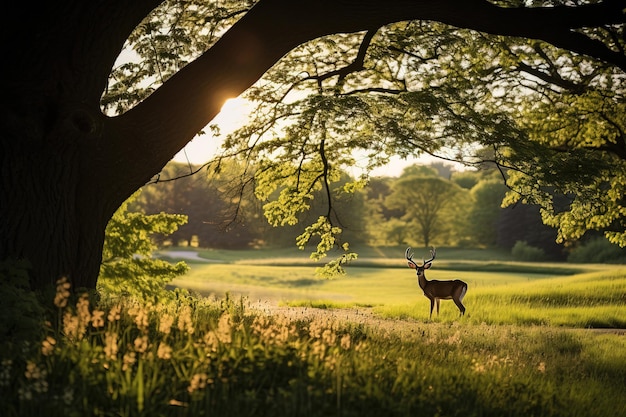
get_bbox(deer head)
[405,247,436,275]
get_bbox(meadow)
[1,246,625,416]
[171,246,626,328]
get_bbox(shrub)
[511,241,546,262]
[98,192,189,302]
[0,260,45,350]
[567,236,626,263]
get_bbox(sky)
[172,97,438,178]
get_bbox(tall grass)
[1,279,625,417]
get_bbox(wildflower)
[91,310,105,328]
[122,352,137,371]
[54,277,71,308]
[104,332,119,359]
[129,304,149,330]
[177,305,194,335]
[322,329,336,346]
[63,311,80,340]
[472,358,486,374]
[537,362,546,373]
[76,293,91,324]
[107,304,122,322]
[203,330,219,352]
[340,333,351,350]
[216,313,231,344]
[157,342,173,360]
[252,315,269,334]
[22,361,49,394]
[308,318,323,339]
[134,335,149,353]
[41,336,56,356]
[0,360,12,387]
[158,313,175,335]
[274,321,290,345]
[312,340,326,358]
[188,373,208,393]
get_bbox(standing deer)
[406,247,468,319]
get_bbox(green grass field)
[168,246,626,328]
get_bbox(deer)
[405,247,468,319]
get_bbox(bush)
[0,260,45,353]
[567,237,626,263]
[511,241,546,262]
[98,193,189,302]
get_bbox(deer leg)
[454,285,468,316]
[429,298,435,319]
[435,298,440,316]
[453,298,466,316]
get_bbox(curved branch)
[111,0,626,192]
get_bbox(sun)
[214,97,253,132]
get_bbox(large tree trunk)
[1,0,623,292]
[0,92,140,289]
[1,136,112,290]
[1,1,161,291]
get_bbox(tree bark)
[1,0,623,291]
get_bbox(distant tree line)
[131,159,598,261]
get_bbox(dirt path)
[248,301,422,335]
[247,301,626,336]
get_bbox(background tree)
[464,175,508,247]
[497,203,565,260]
[2,0,624,291]
[385,174,468,247]
[134,161,258,248]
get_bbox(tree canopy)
[206,3,626,265]
[1,0,624,290]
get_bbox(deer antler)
[405,247,418,268]
[424,247,436,265]
[407,247,436,267]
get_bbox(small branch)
[147,161,212,184]
[301,28,380,86]
[319,138,333,219]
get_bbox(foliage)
[497,202,565,260]
[98,1,626,269]
[567,236,626,264]
[492,41,626,246]
[0,260,45,350]
[133,161,565,261]
[200,9,624,259]
[1,276,624,416]
[102,0,256,115]
[98,194,189,301]
[511,241,547,262]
